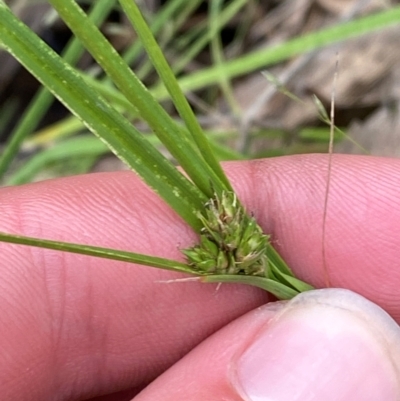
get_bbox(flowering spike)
[184,191,269,277]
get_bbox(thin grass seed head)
[183,191,269,276]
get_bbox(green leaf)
[0,231,192,274]
[6,136,110,185]
[0,2,204,230]
[155,6,400,97]
[119,0,232,194]
[266,244,296,277]
[209,0,240,116]
[171,0,248,76]
[0,0,118,179]
[46,0,227,199]
[202,274,300,300]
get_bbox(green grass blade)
[155,6,400,98]
[0,0,117,179]
[209,0,240,116]
[266,244,296,277]
[119,0,232,193]
[0,98,18,132]
[82,74,138,115]
[6,136,109,185]
[209,137,245,161]
[47,0,226,198]
[0,2,204,229]
[171,0,248,76]
[27,116,86,145]
[119,0,203,82]
[0,231,192,274]
[202,274,300,300]
[273,271,315,293]
[106,0,197,82]
[121,0,186,64]
[0,229,307,298]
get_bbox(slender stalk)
[0,228,312,300]
[125,0,202,80]
[171,0,248,76]
[0,232,192,274]
[46,0,227,198]
[209,0,241,116]
[121,0,189,65]
[119,0,232,193]
[202,274,299,300]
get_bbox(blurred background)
[1,0,400,184]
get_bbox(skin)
[1,154,400,400]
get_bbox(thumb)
[134,289,400,401]
[236,289,400,401]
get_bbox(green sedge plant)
[0,1,399,299]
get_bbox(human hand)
[1,154,400,400]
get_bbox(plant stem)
[46,0,228,198]
[0,232,192,274]
[119,0,232,194]
[0,2,204,229]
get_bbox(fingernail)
[234,289,400,401]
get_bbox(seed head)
[183,191,269,277]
